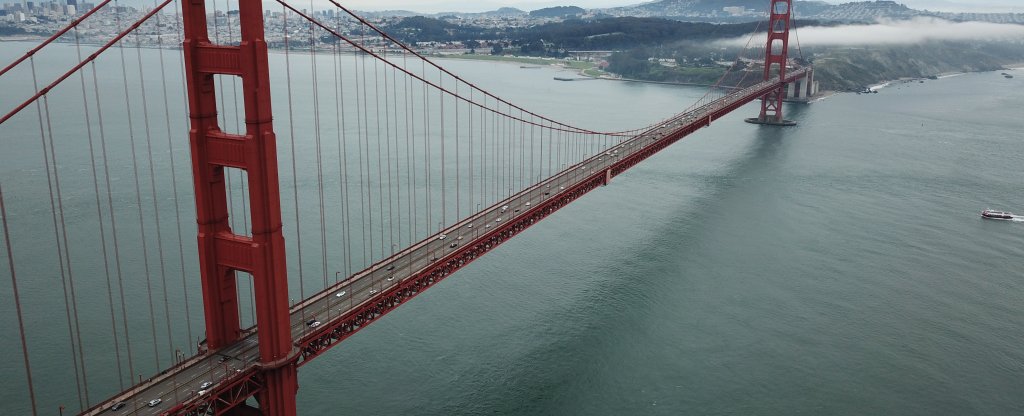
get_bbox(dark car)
[110,401,126,411]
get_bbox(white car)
[306,319,321,328]
[147,399,162,407]
[199,381,213,390]
[335,290,346,297]
[437,233,447,240]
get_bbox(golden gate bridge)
[0,0,813,414]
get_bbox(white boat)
[981,209,1013,220]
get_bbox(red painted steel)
[80,67,808,416]
[181,0,297,415]
[290,69,809,368]
[76,2,805,413]
[756,0,792,123]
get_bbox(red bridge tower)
[747,0,798,126]
[181,0,298,415]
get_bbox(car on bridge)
[147,398,162,407]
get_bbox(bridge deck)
[81,69,807,416]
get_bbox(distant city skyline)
[315,0,1024,14]
[2,0,1022,14]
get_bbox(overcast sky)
[325,0,1024,14]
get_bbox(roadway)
[81,71,803,415]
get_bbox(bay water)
[1,41,1022,415]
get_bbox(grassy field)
[434,53,601,72]
[434,54,559,66]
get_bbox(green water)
[295,70,1024,415]
[1,41,1023,415]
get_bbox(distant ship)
[981,209,1014,220]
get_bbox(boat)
[981,209,1014,220]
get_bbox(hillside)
[809,41,1024,90]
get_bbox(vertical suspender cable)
[519,110,525,191]
[31,56,86,411]
[373,52,385,258]
[360,30,375,265]
[529,115,535,186]
[91,56,136,387]
[507,104,513,196]
[477,95,481,210]
[389,52,400,250]
[353,33,369,268]
[117,15,162,370]
[500,101,504,200]
[381,45,395,254]
[421,59,431,235]
[333,15,353,281]
[492,101,497,203]
[45,52,92,412]
[468,89,473,216]
[75,26,125,390]
[172,0,195,352]
[283,8,307,305]
[547,120,552,179]
[454,81,460,220]
[1,183,39,416]
[135,22,176,363]
[438,72,445,227]
[308,10,328,290]
[403,50,414,245]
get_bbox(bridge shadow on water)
[471,108,811,415]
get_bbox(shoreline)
[5,38,1017,100]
